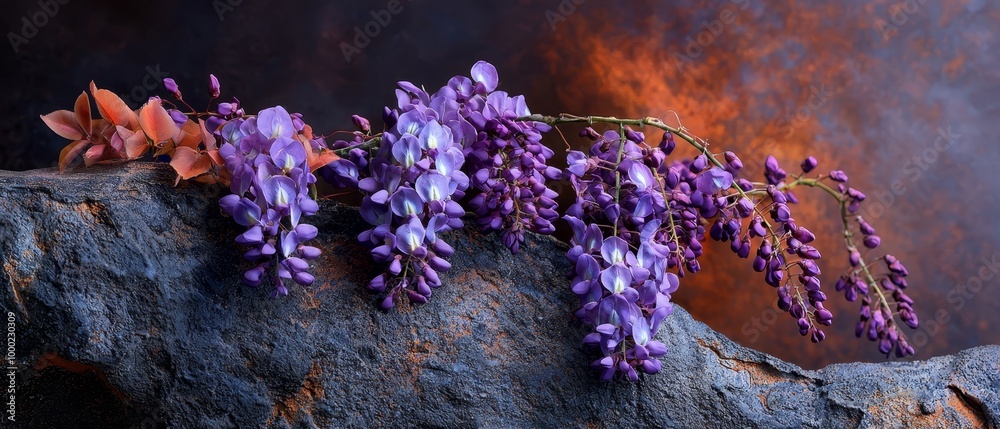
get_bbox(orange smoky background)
[1,0,997,369]
[534,0,999,368]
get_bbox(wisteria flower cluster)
[42,60,922,381]
[216,106,324,299]
[353,107,470,309]
[329,61,561,307]
[460,62,561,254]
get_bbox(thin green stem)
[333,136,382,158]
[612,126,627,237]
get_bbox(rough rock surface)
[0,163,997,429]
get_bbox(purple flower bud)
[793,227,816,244]
[293,272,315,286]
[625,128,644,144]
[888,261,909,276]
[797,245,821,260]
[209,74,221,98]
[733,198,752,218]
[724,151,743,170]
[380,294,396,310]
[168,109,188,126]
[800,259,821,276]
[218,102,235,116]
[369,275,387,292]
[243,266,266,287]
[294,224,319,241]
[236,225,264,245]
[352,114,371,133]
[383,107,398,129]
[863,235,881,249]
[736,178,753,191]
[164,78,181,99]
[285,257,309,272]
[690,155,709,172]
[797,317,810,333]
[849,249,861,267]
[660,132,676,154]
[829,170,849,182]
[772,204,791,222]
[801,156,817,173]
[580,127,600,140]
[858,217,875,235]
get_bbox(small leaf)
[58,140,90,172]
[170,146,212,181]
[118,126,149,159]
[84,144,108,167]
[41,110,84,140]
[90,82,136,128]
[198,119,217,150]
[138,98,180,144]
[110,129,125,152]
[308,147,340,172]
[206,149,224,166]
[74,91,92,136]
[173,119,201,149]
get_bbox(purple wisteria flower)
[218,106,323,298]
[352,75,476,309]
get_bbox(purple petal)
[415,171,452,202]
[257,106,294,139]
[389,187,425,218]
[262,176,298,208]
[470,61,499,92]
[269,136,307,170]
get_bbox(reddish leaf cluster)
[41,82,338,185]
[41,82,224,184]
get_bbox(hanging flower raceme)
[459,61,560,254]
[217,106,324,298]
[355,81,470,309]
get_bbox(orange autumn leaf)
[198,119,217,150]
[173,119,202,149]
[90,82,136,128]
[138,98,179,144]
[308,147,340,172]
[206,149,224,167]
[41,110,85,140]
[58,140,90,172]
[169,146,212,181]
[117,126,150,159]
[73,91,92,136]
[83,144,108,167]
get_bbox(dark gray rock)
[0,163,997,429]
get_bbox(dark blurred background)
[1,0,997,369]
